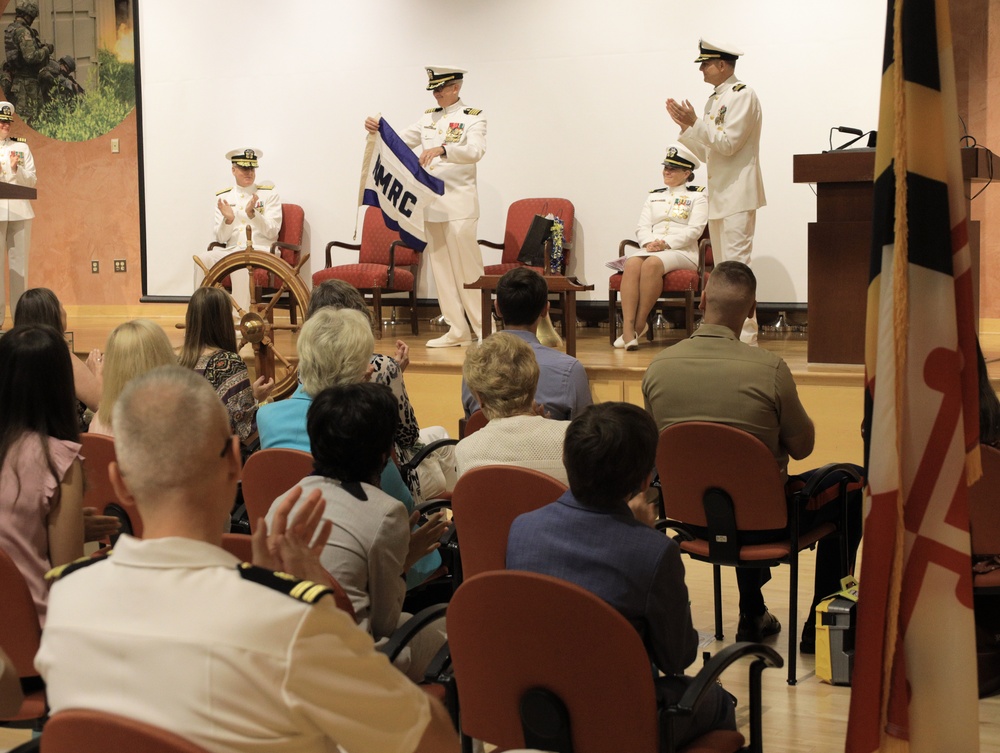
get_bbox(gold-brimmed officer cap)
[0,102,15,122]
[694,39,743,63]
[226,148,262,168]
[662,144,700,171]
[425,66,466,90]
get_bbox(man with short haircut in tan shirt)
[642,261,862,654]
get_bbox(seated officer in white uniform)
[195,147,282,312]
[35,366,459,753]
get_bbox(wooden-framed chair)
[970,444,1000,594]
[241,448,316,533]
[448,570,782,753]
[656,421,860,686]
[0,548,46,725]
[42,709,211,753]
[450,465,567,582]
[80,433,142,540]
[313,206,420,338]
[206,202,306,324]
[608,234,713,345]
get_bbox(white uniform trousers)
[426,218,484,340]
[0,219,31,326]
[708,211,758,345]
[195,248,251,312]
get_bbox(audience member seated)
[180,287,275,462]
[456,332,569,485]
[461,267,591,421]
[0,324,84,626]
[0,647,23,718]
[35,366,459,753]
[641,260,863,652]
[88,319,176,437]
[269,382,448,682]
[256,308,440,587]
[615,144,708,350]
[14,287,102,426]
[507,402,735,748]
[308,280,456,501]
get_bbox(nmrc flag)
[846,1,980,752]
[359,118,444,252]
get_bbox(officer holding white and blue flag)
[365,65,487,348]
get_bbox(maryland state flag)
[846,1,981,751]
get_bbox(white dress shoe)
[426,333,475,348]
[625,337,640,351]
[613,335,626,349]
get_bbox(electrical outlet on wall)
[114,260,127,272]
[91,260,99,273]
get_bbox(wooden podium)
[792,147,991,364]
[0,184,36,200]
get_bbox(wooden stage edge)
[60,306,1000,390]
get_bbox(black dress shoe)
[736,610,782,642]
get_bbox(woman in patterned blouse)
[180,287,274,461]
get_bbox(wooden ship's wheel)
[194,238,310,401]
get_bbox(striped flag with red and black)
[846,0,981,751]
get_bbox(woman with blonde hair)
[456,332,569,484]
[88,319,176,436]
[180,287,273,460]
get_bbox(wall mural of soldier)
[0,0,135,140]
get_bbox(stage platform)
[61,305,1000,477]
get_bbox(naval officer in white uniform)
[366,65,487,347]
[0,101,36,327]
[196,147,282,312]
[667,39,765,344]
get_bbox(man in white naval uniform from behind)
[0,101,36,328]
[366,66,487,348]
[196,147,282,312]
[667,40,765,344]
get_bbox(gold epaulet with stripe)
[237,563,333,604]
[463,107,482,115]
[216,187,233,196]
[649,187,668,193]
[46,551,109,582]
[426,107,442,113]
[732,83,747,92]
[688,185,706,192]
[256,183,274,191]
[11,136,26,143]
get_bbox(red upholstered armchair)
[608,232,714,345]
[312,206,419,338]
[480,198,575,277]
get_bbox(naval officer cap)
[694,39,743,63]
[662,144,700,171]
[0,101,15,122]
[226,148,263,168]
[425,65,466,90]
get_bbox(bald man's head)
[113,366,232,504]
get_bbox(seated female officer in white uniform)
[614,144,708,351]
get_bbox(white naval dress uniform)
[678,74,764,342]
[197,182,282,311]
[632,185,709,273]
[0,136,36,326]
[400,99,486,342]
[36,535,433,753]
